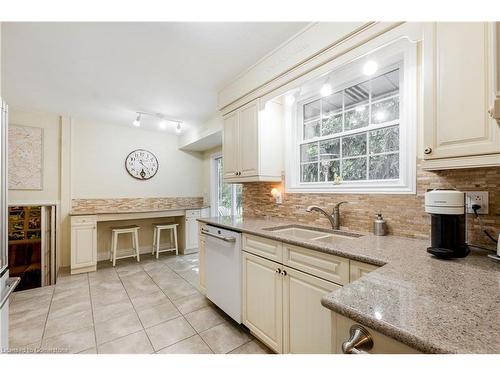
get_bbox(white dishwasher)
[203,225,242,323]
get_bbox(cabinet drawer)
[349,260,379,283]
[71,215,97,226]
[283,244,349,285]
[242,234,283,262]
[185,209,201,218]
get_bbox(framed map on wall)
[8,124,44,190]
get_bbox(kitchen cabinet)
[283,266,339,353]
[242,249,339,354]
[184,208,210,254]
[222,111,239,179]
[283,243,349,285]
[333,313,420,354]
[241,232,380,353]
[70,216,97,274]
[422,22,500,170]
[242,251,283,353]
[222,98,283,183]
[198,222,206,294]
[350,260,379,283]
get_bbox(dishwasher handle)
[201,229,236,243]
[0,277,21,309]
[341,325,373,354]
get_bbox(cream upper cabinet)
[238,100,259,177]
[242,251,283,353]
[222,111,239,179]
[222,98,283,182]
[283,266,339,354]
[422,22,500,170]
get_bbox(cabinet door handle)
[341,325,373,354]
[424,147,432,155]
[276,268,281,273]
[281,269,287,276]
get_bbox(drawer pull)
[342,325,373,354]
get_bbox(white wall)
[71,118,204,199]
[178,112,223,150]
[201,146,221,207]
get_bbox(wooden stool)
[152,223,178,259]
[110,225,140,266]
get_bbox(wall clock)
[125,149,159,180]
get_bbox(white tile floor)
[8,253,272,354]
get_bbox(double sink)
[263,224,362,244]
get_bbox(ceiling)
[1,22,308,133]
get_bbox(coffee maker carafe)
[425,190,470,259]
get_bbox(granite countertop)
[70,205,210,216]
[198,215,500,354]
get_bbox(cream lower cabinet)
[242,250,339,353]
[70,216,97,274]
[242,251,283,353]
[350,260,379,283]
[198,222,206,294]
[283,266,339,353]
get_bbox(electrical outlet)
[465,191,489,214]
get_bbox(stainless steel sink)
[263,225,362,241]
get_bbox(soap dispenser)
[373,213,387,236]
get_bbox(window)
[286,41,416,194]
[300,68,401,183]
[213,155,242,216]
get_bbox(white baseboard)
[97,245,198,262]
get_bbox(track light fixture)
[132,111,183,133]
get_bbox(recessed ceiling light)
[159,119,167,130]
[320,83,333,97]
[363,60,378,76]
[132,113,141,127]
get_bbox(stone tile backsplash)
[71,197,204,214]
[243,162,499,248]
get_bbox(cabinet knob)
[281,269,287,276]
[276,268,281,273]
[424,147,432,155]
[234,172,238,176]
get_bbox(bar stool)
[110,225,140,267]
[152,223,178,259]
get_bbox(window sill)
[285,182,416,194]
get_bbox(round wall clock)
[125,149,159,180]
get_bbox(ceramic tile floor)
[8,253,272,354]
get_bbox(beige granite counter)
[198,215,500,354]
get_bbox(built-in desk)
[70,206,209,274]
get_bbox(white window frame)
[285,39,417,194]
[210,153,242,217]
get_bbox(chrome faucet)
[306,202,347,230]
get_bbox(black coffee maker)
[424,189,470,259]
